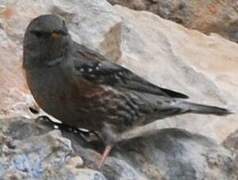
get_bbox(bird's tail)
[180,101,232,116]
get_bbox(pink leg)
[97,145,113,169]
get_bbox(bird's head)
[23,14,70,68]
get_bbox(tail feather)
[180,101,232,116]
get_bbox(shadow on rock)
[0,117,237,180]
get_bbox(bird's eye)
[31,31,43,38]
[31,30,50,38]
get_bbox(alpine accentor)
[23,15,231,168]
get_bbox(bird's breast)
[25,66,114,129]
[25,66,146,132]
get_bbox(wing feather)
[73,43,188,99]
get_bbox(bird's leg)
[97,123,120,169]
[97,145,113,169]
[97,124,158,168]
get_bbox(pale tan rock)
[114,5,238,142]
[66,156,84,168]
[69,168,106,180]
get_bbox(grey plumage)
[23,15,231,167]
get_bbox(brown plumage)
[23,15,231,168]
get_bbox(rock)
[65,168,106,180]
[51,119,238,180]
[223,129,238,152]
[1,0,238,179]
[114,128,236,180]
[223,130,238,179]
[66,156,84,169]
[0,26,33,118]
[113,5,238,142]
[43,168,106,180]
[0,117,106,180]
[1,0,238,142]
[107,0,238,43]
[108,0,146,10]
[67,0,122,62]
[1,117,237,180]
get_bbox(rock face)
[113,5,238,142]
[0,21,32,118]
[0,117,106,180]
[1,0,238,179]
[1,0,238,142]
[1,117,237,180]
[107,0,238,43]
[223,129,238,152]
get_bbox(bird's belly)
[27,69,147,132]
[27,69,76,122]
[26,68,115,130]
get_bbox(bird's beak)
[51,32,61,39]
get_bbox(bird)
[23,14,232,168]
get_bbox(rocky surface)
[223,129,238,152]
[114,5,238,142]
[0,0,238,179]
[1,0,238,142]
[0,117,106,180]
[1,117,237,180]
[107,0,238,43]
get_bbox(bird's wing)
[73,43,189,99]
